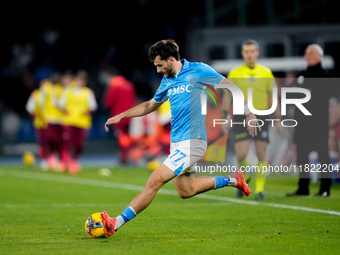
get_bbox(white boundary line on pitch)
[2,203,114,209]
[1,168,340,216]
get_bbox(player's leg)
[235,139,251,170]
[173,171,215,198]
[254,140,268,200]
[101,163,176,236]
[233,115,251,179]
[59,124,70,172]
[37,127,48,170]
[69,127,87,174]
[173,139,250,199]
[129,164,175,213]
[173,170,248,199]
[315,133,332,196]
[286,140,310,196]
[46,123,58,169]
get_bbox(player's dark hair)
[242,39,259,50]
[148,39,180,62]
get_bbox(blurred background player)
[40,72,68,170]
[128,99,171,167]
[25,79,48,169]
[224,39,282,200]
[287,44,336,197]
[58,70,98,173]
[56,70,75,171]
[103,67,136,165]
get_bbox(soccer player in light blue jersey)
[101,39,260,237]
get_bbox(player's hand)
[246,113,261,137]
[104,115,122,132]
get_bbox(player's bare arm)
[104,99,163,132]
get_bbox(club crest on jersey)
[185,74,193,81]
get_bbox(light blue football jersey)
[153,59,224,142]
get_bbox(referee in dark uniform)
[287,44,334,197]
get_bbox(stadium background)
[1,0,340,166]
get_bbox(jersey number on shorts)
[169,149,187,162]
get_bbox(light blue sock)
[115,206,137,231]
[121,206,137,223]
[214,176,229,189]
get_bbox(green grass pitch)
[0,165,339,255]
